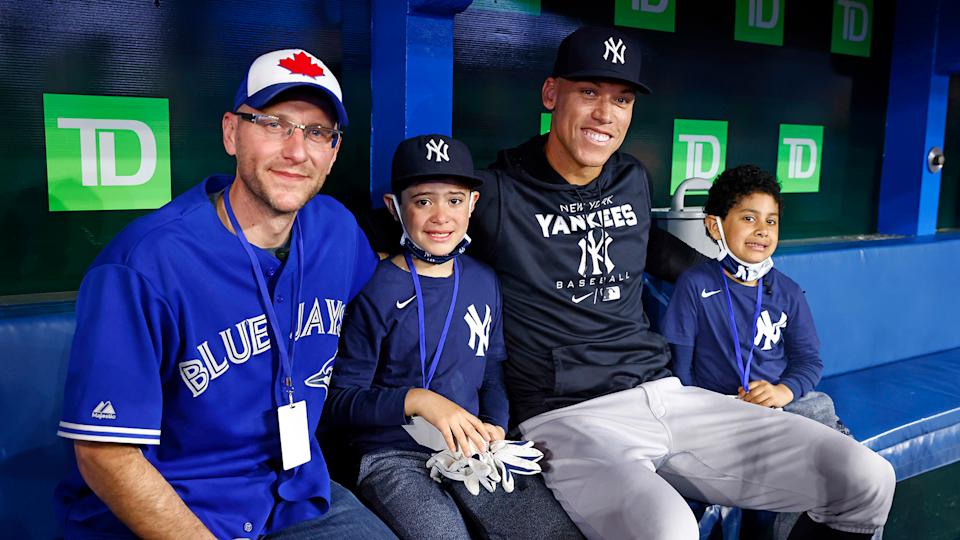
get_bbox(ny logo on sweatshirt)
[578,229,615,277]
[754,310,788,351]
[464,304,491,356]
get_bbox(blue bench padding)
[818,348,960,480]
[774,234,960,377]
[0,301,75,540]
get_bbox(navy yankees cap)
[391,134,482,194]
[552,26,652,94]
[234,48,348,127]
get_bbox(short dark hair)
[704,164,783,219]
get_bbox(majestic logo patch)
[425,138,450,162]
[464,304,492,357]
[278,51,325,78]
[603,37,626,64]
[754,310,788,350]
[91,401,117,420]
[305,352,338,391]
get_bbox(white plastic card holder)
[402,415,450,452]
[277,400,311,470]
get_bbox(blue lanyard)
[404,253,459,390]
[719,263,763,392]
[223,185,304,404]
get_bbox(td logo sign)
[777,124,823,193]
[44,94,171,211]
[614,0,676,33]
[735,0,784,46]
[831,0,872,57]
[671,119,728,194]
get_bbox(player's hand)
[405,388,490,455]
[481,423,506,442]
[738,380,794,408]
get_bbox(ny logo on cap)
[603,37,626,65]
[425,138,450,162]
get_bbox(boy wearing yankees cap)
[55,48,395,539]
[462,26,895,539]
[324,134,583,540]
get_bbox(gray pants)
[519,377,895,540]
[356,449,584,540]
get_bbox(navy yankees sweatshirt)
[468,135,704,426]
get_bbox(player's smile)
[542,78,634,184]
[582,127,613,144]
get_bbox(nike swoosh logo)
[701,289,722,299]
[572,292,594,304]
[396,295,416,309]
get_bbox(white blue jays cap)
[233,49,348,127]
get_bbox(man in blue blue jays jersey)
[55,49,395,539]
[323,135,582,540]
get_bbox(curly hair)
[704,164,783,219]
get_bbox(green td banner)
[777,124,824,193]
[671,119,728,194]
[614,0,675,33]
[44,93,171,212]
[831,0,872,57]
[735,0,784,46]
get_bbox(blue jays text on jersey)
[179,296,347,397]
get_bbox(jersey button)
[267,267,276,277]
[243,521,253,533]
[277,295,285,303]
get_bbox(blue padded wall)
[774,234,960,377]
[0,302,76,539]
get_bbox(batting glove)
[426,449,497,496]
[488,440,544,493]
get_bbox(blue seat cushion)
[818,347,960,480]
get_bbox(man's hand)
[405,388,491,454]
[738,380,794,408]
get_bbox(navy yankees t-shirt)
[324,255,509,455]
[660,261,822,399]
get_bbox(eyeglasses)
[234,112,342,148]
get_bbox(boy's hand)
[481,423,506,442]
[405,388,490,454]
[738,380,794,408]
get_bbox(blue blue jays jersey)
[660,261,822,399]
[324,255,509,455]
[55,175,378,539]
